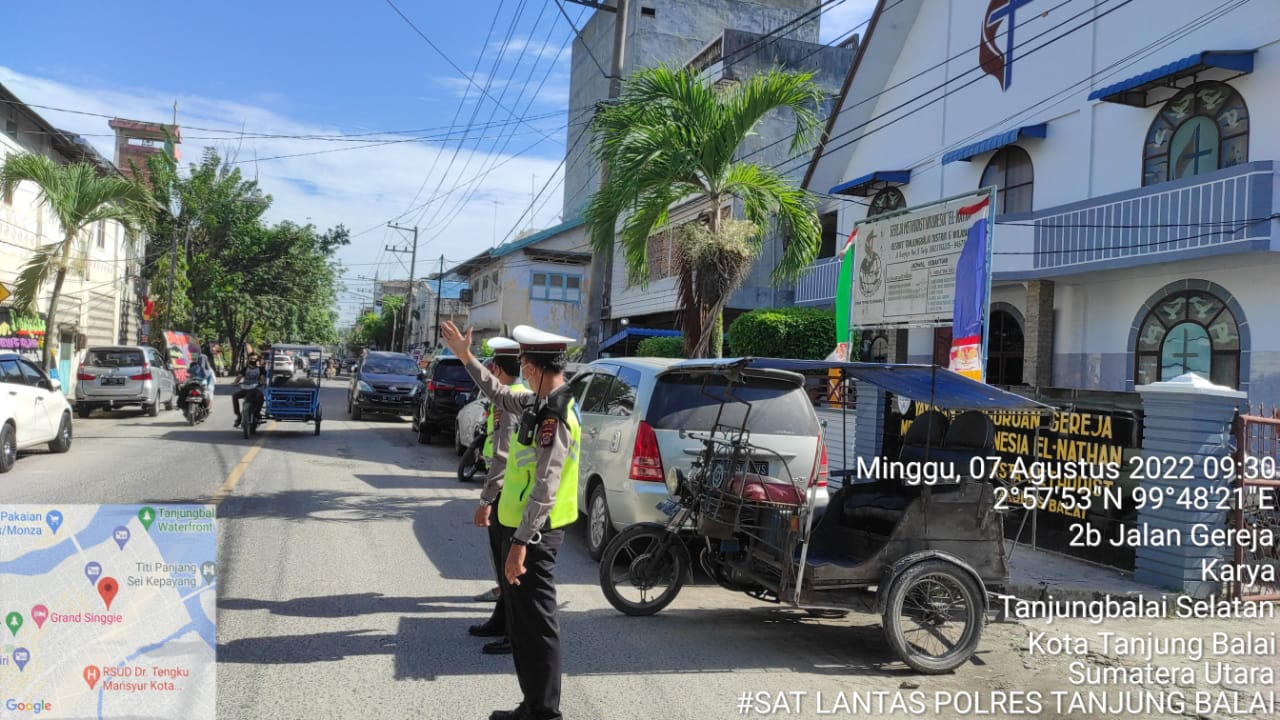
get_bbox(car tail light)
[130,371,152,381]
[810,440,829,488]
[76,372,95,381]
[629,421,665,482]
[427,381,456,393]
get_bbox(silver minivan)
[75,345,178,418]
[571,358,829,559]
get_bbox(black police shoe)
[489,708,529,720]
[468,622,504,637]
[482,638,511,655]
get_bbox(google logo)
[5,698,53,714]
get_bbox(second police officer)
[441,321,579,720]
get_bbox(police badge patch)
[538,417,557,447]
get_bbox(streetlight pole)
[387,223,419,351]
[577,0,629,361]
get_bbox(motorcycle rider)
[232,354,268,428]
[185,353,215,415]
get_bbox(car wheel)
[145,392,159,417]
[48,413,72,453]
[0,423,16,473]
[351,403,363,421]
[454,422,466,456]
[417,421,431,444]
[76,406,92,419]
[587,483,615,561]
[163,390,174,411]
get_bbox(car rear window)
[434,362,473,385]
[646,375,820,436]
[363,357,420,375]
[87,349,144,367]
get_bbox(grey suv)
[74,345,178,417]
[571,358,830,559]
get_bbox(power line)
[554,0,609,79]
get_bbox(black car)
[347,351,423,420]
[411,353,477,444]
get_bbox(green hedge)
[636,336,685,358]
[727,307,837,360]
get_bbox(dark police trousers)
[498,524,564,720]
[485,500,506,633]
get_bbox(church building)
[803,0,1278,408]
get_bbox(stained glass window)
[1134,289,1239,388]
[1143,82,1248,186]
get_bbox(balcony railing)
[794,256,842,306]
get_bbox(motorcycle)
[178,379,211,426]
[457,428,488,482]
[241,389,265,439]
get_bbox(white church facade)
[803,0,1279,408]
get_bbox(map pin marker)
[97,578,119,611]
[31,604,48,629]
[45,509,63,534]
[138,506,155,531]
[85,561,102,586]
[13,647,29,672]
[6,611,22,636]
[113,526,130,550]
[84,665,101,690]
[201,561,216,585]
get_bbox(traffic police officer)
[467,337,527,655]
[441,320,579,720]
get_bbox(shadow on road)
[216,604,916,680]
[217,489,428,522]
[219,592,480,616]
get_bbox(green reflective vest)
[498,397,580,530]
[482,382,526,460]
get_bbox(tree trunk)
[41,267,68,370]
[40,233,76,370]
[710,311,724,358]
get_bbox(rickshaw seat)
[841,491,913,525]
[726,473,804,506]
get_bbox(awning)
[941,123,1047,165]
[745,358,1050,411]
[1088,50,1255,107]
[600,327,680,350]
[829,170,911,197]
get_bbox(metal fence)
[1231,408,1280,601]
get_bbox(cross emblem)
[984,0,1037,89]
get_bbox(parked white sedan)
[0,352,73,472]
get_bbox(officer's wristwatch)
[479,498,495,507]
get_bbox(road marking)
[213,422,275,505]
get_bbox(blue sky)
[1,1,875,323]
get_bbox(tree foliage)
[583,65,825,358]
[727,307,836,360]
[351,295,404,351]
[636,336,684,358]
[139,148,345,370]
[0,154,155,368]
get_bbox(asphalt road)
[5,378,1277,720]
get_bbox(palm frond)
[13,243,61,314]
[707,68,824,183]
[721,162,821,284]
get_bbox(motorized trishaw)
[597,357,1048,674]
[243,344,325,438]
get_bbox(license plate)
[656,499,680,517]
[101,377,125,386]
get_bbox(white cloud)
[0,66,571,324]
[820,0,879,45]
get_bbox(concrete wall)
[565,0,823,220]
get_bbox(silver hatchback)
[75,345,178,418]
[571,358,830,560]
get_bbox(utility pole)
[576,0,628,361]
[387,223,419,352]
[433,254,444,351]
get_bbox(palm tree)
[583,65,825,357]
[0,154,154,369]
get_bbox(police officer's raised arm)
[441,322,531,414]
